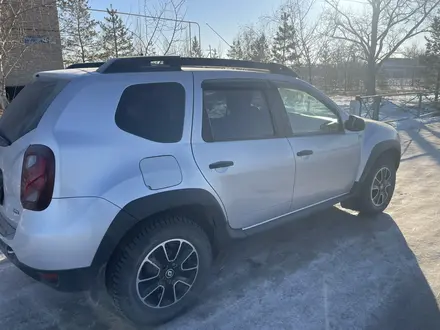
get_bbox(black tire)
[106,215,212,326]
[355,155,397,215]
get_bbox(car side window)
[203,88,275,142]
[115,82,185,143]
[277,86,341,135]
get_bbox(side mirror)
[344,115,365,132]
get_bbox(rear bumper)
[0,197,121,270]
[0,238,96,292]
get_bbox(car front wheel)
[347,155,397,215]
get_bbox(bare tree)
[423,13,440,101]
[133,0,187,56]
[328,41,365,93]
[402,42,425,59]
[402,41,425,87]
[0,0,60,109]
[325,0,440,95]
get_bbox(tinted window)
[203,89,275,142]
[0,80,68,143]
[277,87,340,135]
[115,83,185,143]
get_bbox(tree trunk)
[411,67,415,87]
[344,63,348,92]
[435,69,440,103]
[0,77,8,112]
[307,58,313,84]
[112,16,118,58]
[366,2,380,96]
[366,59,377,95]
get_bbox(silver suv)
[0,57,400,326]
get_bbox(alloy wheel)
[371,167,393,207]
[135,239,199,309]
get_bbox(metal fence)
[352,92,439,122]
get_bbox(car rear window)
[115,82,185,143]
[0,79,68,143]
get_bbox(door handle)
[297,150,313,157]
[209,161,234,169]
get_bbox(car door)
[191,72,295,230]
[274,80,362,210]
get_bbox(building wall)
[5,1,64,87]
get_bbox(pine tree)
[99,6,135,59]
[227,38,244,60]
[271,12,299,66]
[191,37,203,57]
[250,33,270,62]
[58,0,98,65]
[423,14,440,102]
[209,47,219,58]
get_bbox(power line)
[88,7,203,49]
[205,23,231,48]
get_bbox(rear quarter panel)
[36,72,223,215]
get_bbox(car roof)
[35,67,292,83]
[34,57,300,83]
[35,68,99,80]
[55,56,297,77]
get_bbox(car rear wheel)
[106,215,212,326]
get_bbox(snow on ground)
[331,93,438,123]
[1,116,440,330]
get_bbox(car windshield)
[1,0,439,329]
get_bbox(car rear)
[0,72,113,290]
[0,78,67,229]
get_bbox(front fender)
[356,120,401,182]
[357,139,401,183]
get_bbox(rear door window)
[115,82,185,143]
[0,79,68,144]
[202,88,275,142]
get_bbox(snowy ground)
[334,93,438,122]
[2,117,440,329]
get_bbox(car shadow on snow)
[404,125,440,165]
[1,208,439,330]
[162,207,440,330]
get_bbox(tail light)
[20,145,55,211]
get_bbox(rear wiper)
[0,131,11,146]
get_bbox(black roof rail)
[66,62,105,69]
[96,56,298,77]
